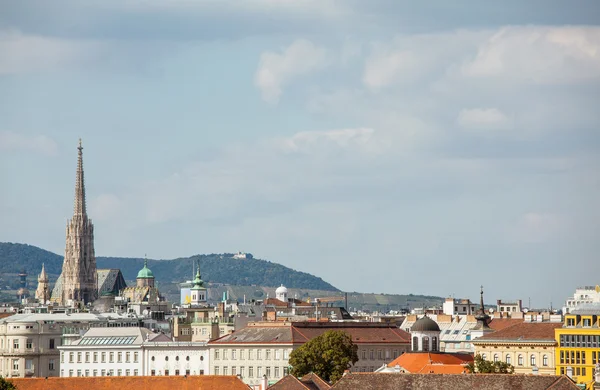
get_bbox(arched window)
[200,356,204,361]
[493,354,499,362]
[530,354,536,366]
[186,356,190,361]
[481,353,487,361]
[542,355,548,366]
[422,336,430,352]
[165,356,169,362]
[506,355,511,365]
[151,356,155,362]
[175,356,179,361]
[518,355,523,366]
[412,337,419,352]
[431,337,438,352]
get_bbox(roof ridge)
[292,325,310,342]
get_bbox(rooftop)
[386,352,473,374]
[474,322,563,344]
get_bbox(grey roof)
[51,269,128,301]
[69,327,155,346]
[570,303,600,315]
[211,325,293,344]
[411,316,441,332]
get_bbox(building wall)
[474,343,556,375]
[210,344,293,387]
[0,321,62,378]
[144,344,209,376]
[59,347,143,377]
[354,344,407,372]
[555,313,600,385]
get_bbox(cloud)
[277,128,376,154]
[457,108,510,131]
[463,26,600,84]
[255,39,329,103]
[0,30,105,74]
[0,131,58,156]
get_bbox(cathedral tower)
[35,263,49,303]
[57,139,97,305]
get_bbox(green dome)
[137,258,154,279]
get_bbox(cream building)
[0,312,138,378]
[144,340,209,376]
[472,321,562,375]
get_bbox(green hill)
[0,242,338,291]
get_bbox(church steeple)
[473,285,491,330]
[73,138,87,217]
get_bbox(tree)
[289,330,358,383]
[0,377,17,390]
[466,354,515,374]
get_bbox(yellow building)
[555,306,600,388]
[473,321,562,375]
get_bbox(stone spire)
[73,138,87,217]
[473,285,491,331]
[35,263,49,303]
[52,140,98,305]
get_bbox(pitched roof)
[330,373,579,390]
[473,322,562,343]
[486,318,523,331]
[386,352,473,373]
[9,375,250,390]
[291,322,410,344]
[269,373,331,390]
[211,324,294,344]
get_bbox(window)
[200,355,204,361]
[518,355,523,366]
[101,369,106,377]
[567,318,575,327]
[85,352,90,363]
[506,355,511,365]
[362,350,367,359]
[214,367,219,375]
[77,369,82,377]
[249,366,254,378]
[266,349,271,360]
[240,350,245,360]
[275,349,280,360]
[215,350,220,360]
[69,370,74,377]
[93,352,98,363]
[370,350,374,360]
[377,350,382,360]
[393,350,398,359]
[164,370,169,376]
[576,351,580,364]
[109,369,114,376]
[232,367,236,376]
[118,352,122,363]
[69,352,74,363]
[101,352,106,363]
[165,356,169,361]
[284,367,289,376]
[110,352,114,363]
[126,352,130,363]
[223,366,228,375]
[432,337,438,352]
[422,337,430,352]
[240,367,245,378]
[249,349,254,360]
[134,369,138,376]
[126,369,130,376]
[481,354,487,361]
[93,370,98,377]
[257,349,262,360]
[134,352,139,363]
[232,349,237,360]
[583,318,591,327]
[530,355,536,367]
[13,339,19,350]
[186,369,191,376]
[175,369,180,376]
[77,352,82,363]
[84,369,89,377]
[186,356,190,361]
[49,359,55,371]
[61,352,64,363]
[494,354,499,362]
[542,355,548,367]
[257,367,262,378]
[275,367,280,377]
[412,337,419,351]
[266,367,271,378]
[223,349,228,359]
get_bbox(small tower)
[410,315,441,352]
[35,264,49,303]
[471,285,493,339]
[136,256,155,288]
[16,269,30,302]
[190,261,207,306]
[276,284,288,302]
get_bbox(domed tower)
[136,257,155,287]
[35,263,49,303]
[276,284,288,302]
[410,315,441,352]
[190,262,207,306]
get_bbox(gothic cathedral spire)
[54,140,98,305]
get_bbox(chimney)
[566,366,573,379]
[261,374,268,390]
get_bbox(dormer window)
[583,318,591,327]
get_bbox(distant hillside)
[0,242,338,291]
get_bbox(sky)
[1,1,599,308]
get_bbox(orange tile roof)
[474,322,562,342]
[486,318,522,331]
[9,375,250,390]
[386,352,473,373]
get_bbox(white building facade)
[144,341,209,376]
[563,285,600,313]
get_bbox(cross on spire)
[73,139,87,217]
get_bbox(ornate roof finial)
[144,253,148,268]
[474,284,491,330]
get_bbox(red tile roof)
[486,318,523,331]
[291,322,410,344]
[474,322,562,343]
[386,352,473,373]
[269,373,331,390]
[9,375,250,390]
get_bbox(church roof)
[136,258,154,279]
[411,316,441,332]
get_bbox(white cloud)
[278,128,376,154]
[0,30,105,74]
[457,108,510,131]
[463,26,600,84]
[0,131,58,156]
[255,39,329,103]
